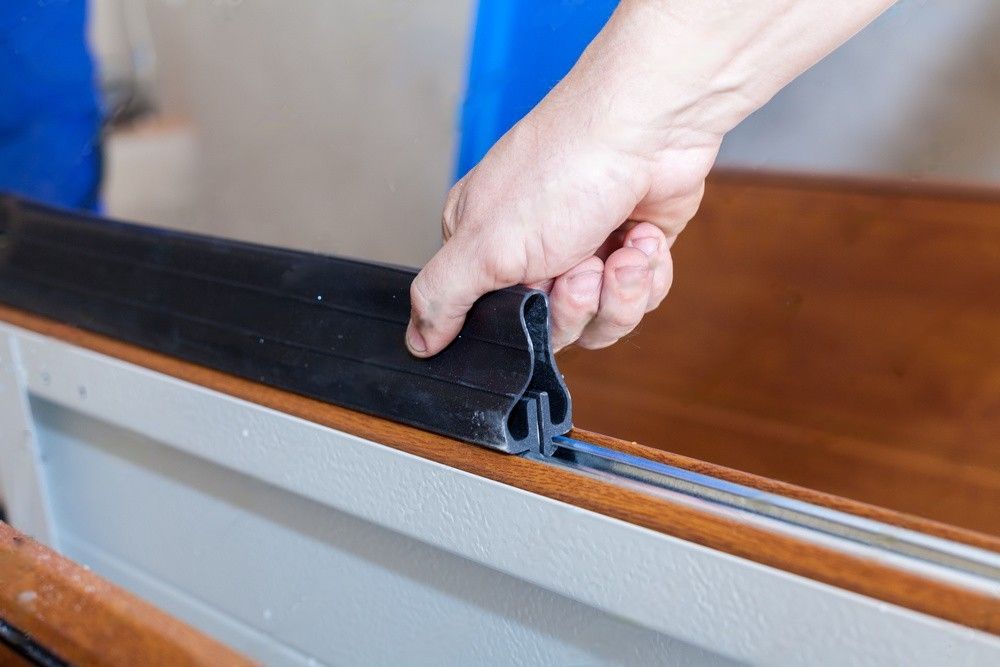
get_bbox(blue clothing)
[0,1,608,203]
[0,1,101,209]
[456,0,616,178]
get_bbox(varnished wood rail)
[0,521,253,666]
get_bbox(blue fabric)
[0,0,101,209]
[456,0,617,179]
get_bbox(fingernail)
[568,270,602,296]
[615,265,648,289]
[406,321,427,355]
[629,236,659,256]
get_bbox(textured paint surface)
[0,333,55,546]
[35,399,720,666]
[2,323,999,665]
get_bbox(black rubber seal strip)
[0,195,571,453]
[0,617,70,667]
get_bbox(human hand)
[405,1,724,357]
[405,100,719,357]
[405,0,895,357]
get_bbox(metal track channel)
[540,435,1000,585]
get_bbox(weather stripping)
[0,195,571,453]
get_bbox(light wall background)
[89,1,1000,266]
[718,0,1000,181]
[90,0,472,266]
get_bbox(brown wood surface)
[0,521,254,666]
[560,169,1000,536]
[0,304,997,634]
[0,642,34,667]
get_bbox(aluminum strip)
[547,435,1000,583]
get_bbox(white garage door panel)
[1,323,998,666]
[34,398,718,667]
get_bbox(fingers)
[409,225,671,357]
[406,238,500,358]
[546,222,671,351]
[576,246,652,349]
[548,256,604,351]
[622,221,672,311]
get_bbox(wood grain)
[0,521,253,666]
[560,169,1000,536]
[0,304,997,634]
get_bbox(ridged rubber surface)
[0,195,571,452]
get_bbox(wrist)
[543,1,752,163]
[554,0,894,161]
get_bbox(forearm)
[542,0,897,153]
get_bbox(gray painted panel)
[34,398,721,667]
[5,323,998,666]
[0,333,55,545]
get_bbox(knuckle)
[555,296,598,329]
[628,221,662,239]
[549,315,583,347]
[444,180,465,212]
[441,213,457,242]
[441,182,467,239]
[671,188,705,231]
[577,336,617,350]
[605,309,641,331]
[559,291,599,316]
[646,285,670,312]
[479,244,523,286]
[550,334,572,353]
[409,277,433,317]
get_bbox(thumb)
[406,238,503,357]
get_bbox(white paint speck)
[263,608,273,621]
[17,590,36,605]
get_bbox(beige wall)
[90,1,1000,267]
[719,0,1000,183]
[93,0,472,267]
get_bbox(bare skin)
[406,0,897,357]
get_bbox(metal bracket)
[0,195,571,454]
